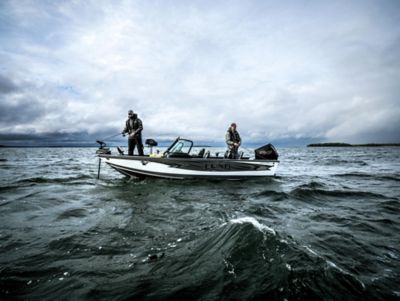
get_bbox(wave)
[290,186,391,201]
[378,200,400,213]
[250,190,289,201]
[249,180,394,205]
[2,175,96,188]
[81,216,371,300]
[228,216,276,235]
[334,172,400,182]
[315,159,368,166]
[56,208,89,220]
[1,213,393,300]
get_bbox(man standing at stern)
[225,122,241,159]
[122,110,144,156]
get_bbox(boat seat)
[197,148,205,158]
[239,151,250,160]
[203,150,210,158]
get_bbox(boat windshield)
[167,138,193,154]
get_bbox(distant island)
[308,143,400,147]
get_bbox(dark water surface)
[0,147,399,300]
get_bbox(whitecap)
[230,216,276,235]
[327,260,344,272]
[304,245,318,256]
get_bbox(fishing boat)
[97,137,279,180]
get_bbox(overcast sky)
[0,0,399,145]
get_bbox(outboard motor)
[145,139,158,154]
[255,143,279,160]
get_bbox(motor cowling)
[255,144,279,160]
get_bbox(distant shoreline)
[307,143,400,147]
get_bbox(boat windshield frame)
[164,137,194,155]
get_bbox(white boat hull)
[100,155,279,180]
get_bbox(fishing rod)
[96,133,122,147]
[99,132,122,141]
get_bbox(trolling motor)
[95,140,111,155]
[95,133,122,179]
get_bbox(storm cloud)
[0,75,18,94]
[0,0,399,145]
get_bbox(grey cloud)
[0,96,46,124]
[0,75,18,94]
[0,131,113,146]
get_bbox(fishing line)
[99,133,122,141]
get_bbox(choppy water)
[0,146,399,300]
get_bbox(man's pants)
[128,136,144,156]
[228,146,239,159]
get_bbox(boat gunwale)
[98,154,280,164]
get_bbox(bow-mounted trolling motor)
[95,132,123,179]
[95,140,111,155]
[95,140,111,180]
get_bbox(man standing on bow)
[122,110,144,156]
[225,122,241,159]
